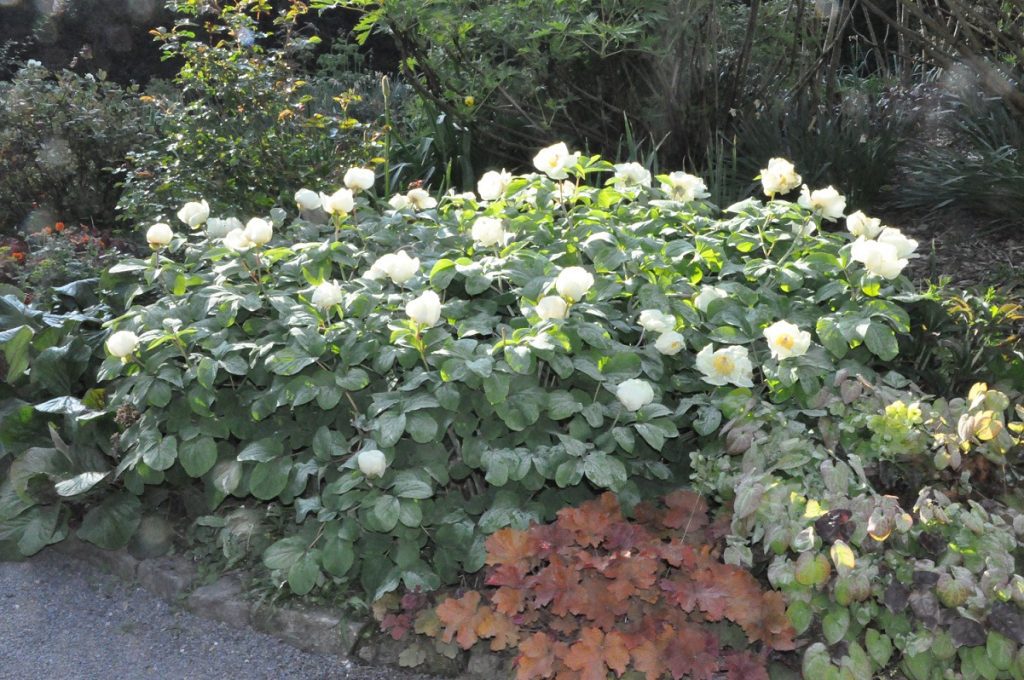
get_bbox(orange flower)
[12,252,25,263]
[42,227,52,235]
[55,222,65,232]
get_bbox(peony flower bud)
[206,216,243,239]
[146,223,173,247]
[388,193,410,211]
[294,188,321,211]
[471,216,506,247]
[105,330,139,358]
[616,379,655,411]
[344,167,375,192]
[370,251,420,284]
[763,320,812,360]
[694,286,728,312]
[533,142,580,180]
[223,228,253,252]
[638,309,675,334]
[406,290,442,326]
[320,188,355,215]
[850,238,907,279]
[655,331,685,355]
[846,210,882,239]
[477,169,512,201]
[535,295,568,321]
[176,200,210,229]
[612,162,652,188]
[695,344,754,387]
[243,217,273,246]
[406,188,437,211]
[760,158,802,197]
[798,185,846,221]
[357,449,387,478]
[661,171,710,203]
[311,280,343,310]
[554,266,594,302]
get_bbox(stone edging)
[52,537,511,678]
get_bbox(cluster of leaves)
[117,0,377,225]
[0,289,120,558]
[690,371,1024,678]
[0,62,157,235]
[381,491,795,680]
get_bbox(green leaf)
[483,373,510,404]
[1,325,34,382]
[693,406,722,436]
[196,357,217,389]
[268,346,317,376]
[77,492,142,550]
[375,411,406,448]
[237,437,284,462]
[249,459,291,500]
[180,437,217,478]
[865,628,893,668]
[337,368,370,391]
[601,352,642,382]
[504,346,533,374]
[144,435,177,472]
[816,317,849,358]
[12,503,64,556]
[634,422,665,451]
[287,552,320,595]
[263,535,306,570]
[863,322,899,361]
[547,390,581,420]
[322,537,354,577]
[212,460,243,495]
[405,411,439,443]
[582,452,627,491]
[391,470,434,499]
[370,495,400,532]
[823,608,850,645]
[54,471,108,497]
[787,600,813,635]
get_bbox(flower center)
[712,355,735,375]
[777,334,795,350]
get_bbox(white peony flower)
[638,309,675,334]
[446,190,477,202]
[105,330,139,358]
[243,217,273,246]
[320,188,355,215]
[695,344,754,387]
[471,217,506,247]
[477,169,512,201]
[406,188,437,211]
[763,320,812,360]
[206,216,243,239]
[877,227,918,258]
[533,142,580,180]
[655,331,686,356]
[616,379,655,411]
[554,266,594,302]
[357,449,387,478]
[850,238,907,279]
[223,228,253,252]
[798,185,846,221]
[146,223,173,247]
[613,162,652,189]
[177,200,210,229]
[661,172,710,203]
[760,158,802,197]
[535,296,569,321]
[694,286,728,312]
[311,280,343,310]
[846,211,882,239]
[388,193,411,211]
[294,188,321,211]
[406,290,442,326]
[370,251,420,284]
[344,167,375,192]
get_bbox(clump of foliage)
[0,61,157,235]
[380,491,794,679]
[117,0,378,225]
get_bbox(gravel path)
[0,550,442,680]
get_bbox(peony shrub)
[81,147,946,606]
